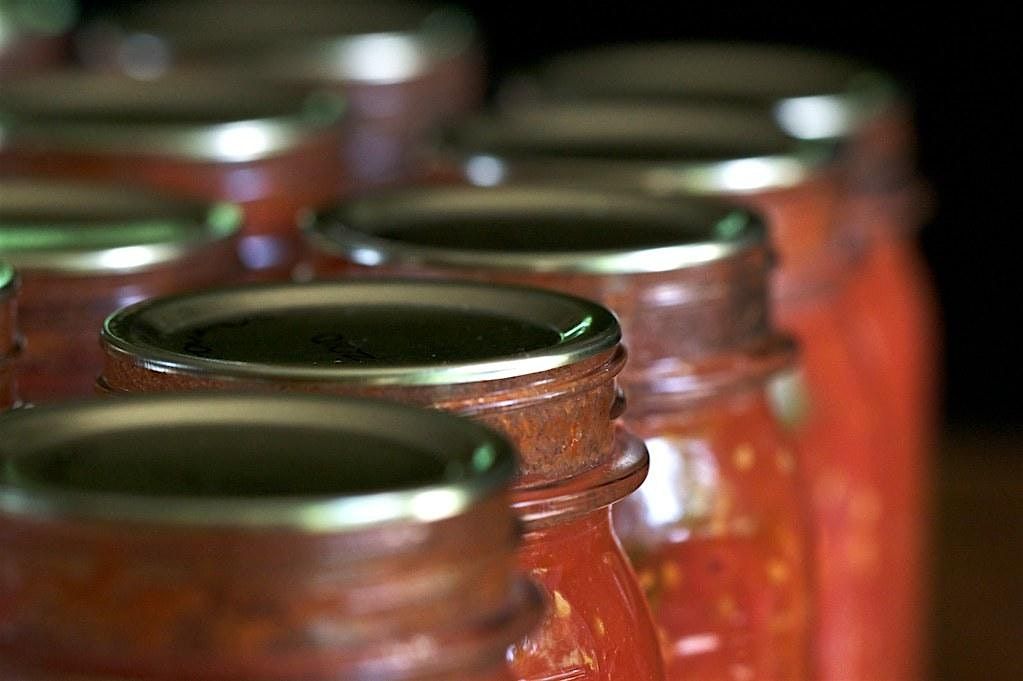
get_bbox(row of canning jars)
[1,11,937,681]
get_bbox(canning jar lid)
[85,0,476,84]
[533,42,899,141]
[0,179,242,274]
[102,279,620,384]
[443,100,835,194]
[310,185,765,274]
[0,72,346,162]
[0,393,516,530]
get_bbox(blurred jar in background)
[0,393,541,681]
[519,44,936,681]
[307,184,813,681]
[0,0,77,77]
[0,261,19,410]
[431,99,906,681]
[99,280,666,681]
[0,71,346,278]
[0,178,242,403]
[75,0,485,189]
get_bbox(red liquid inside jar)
[828,193,936,681]
[305,186,813,681]
[0,394,539,681]
[98,280,667,681]
[0,73,348,279]
[519,48,937,679]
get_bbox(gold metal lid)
[0,393,516,530]
[533,42,899,141]
[82,0,477,84]
[102,279,620,385]
[0,179,241,274]
[310,185,765,274]
[0,72,346,162]
[443,100,835,194]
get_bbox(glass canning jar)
[0,393,539,681]
[98,280,666,681]
[307,184,813,681]
[431,100,908,681]
[0,262,18,410]
[0,178,242,404]
[0,71,347,278]
[522,46,936,679]
[75,0,484,190]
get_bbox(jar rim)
[512,426,648,526]
[0,73,346,162]
[533,41,900,141]
[101,279,622,385]
[220,6,478,85]
[90,0,476,84]
[0,180,241,274]
[0,393,516,530]
[309,185,767,274]
[441,100,837,194]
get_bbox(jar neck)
[621,335,796,416]
[414,247,774,380]
[0,494,537,681]
[512,426,648,529]
[100,346,627,486]
[732,171,843,269]
[771,234,861,306]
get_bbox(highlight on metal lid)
[0,261,14,295]
[79,0,477,83]
[443,100,835,193]
[0,178,242,273]
[310,184,765,274]
[532,42,899,141]
[0,72,346,162]
[102,279,620,384]
[0,393,516,530]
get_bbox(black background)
[78,1,1020,432]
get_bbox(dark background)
[451,2,1019,433]
[78,1,1020,432]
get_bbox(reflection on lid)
[0,393,516,529]
[0,179,241,273]
[533,42,896,141]
[103,281,620,384]
[312,185,765,274]
[0,73,345,162]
